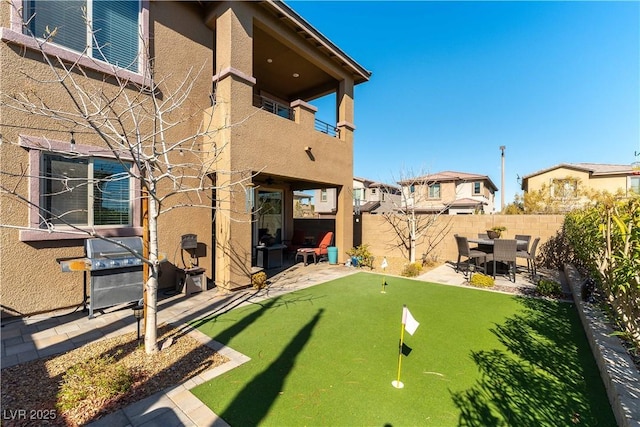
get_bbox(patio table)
[467,238,528,252]
[467,238,529,278]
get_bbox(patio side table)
[296,248,317,266]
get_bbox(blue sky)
[289,0,640,209]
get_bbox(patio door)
[253,189,283,249]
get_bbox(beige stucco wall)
[0,2,216,316]
[360,214,565,265]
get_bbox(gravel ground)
[1,324,227,426]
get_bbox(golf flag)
[381,257,388,270]
[393,305,420,388]
[402,306,420,336]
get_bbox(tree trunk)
[144,192,160,354]
[409,211,416,263]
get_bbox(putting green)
[192,272,614,426]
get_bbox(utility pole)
[499,145,506,212]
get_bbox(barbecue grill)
[59,237,144,318]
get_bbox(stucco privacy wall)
[359,214,565,264]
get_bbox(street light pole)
[499,145,506,212]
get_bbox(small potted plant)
[487,226,507,239]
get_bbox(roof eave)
[264,1,372,84]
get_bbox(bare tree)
[379,170,455,264]
[1,9,254,353]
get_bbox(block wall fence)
[358,214,566,264]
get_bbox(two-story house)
[0,1,370,316]
[520,163,640,210]
[398,171,498,215]
[315,177,401,216]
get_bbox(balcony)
[253,95,338,138]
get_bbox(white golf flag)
[381,257,388,269]
[402,306,419,336]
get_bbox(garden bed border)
[565,264,639,427]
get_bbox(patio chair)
[489,239,517,282]
[454,235,486,277]
[517,237,540,277]
[514,234,531,252]
[313,231,334,262]
[475,233,493,253]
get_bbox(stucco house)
[521,163,640,203]
[315,177,401,216]
[0,1,370,316]
[397,171,498,215]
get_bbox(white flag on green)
[402,306,419,336]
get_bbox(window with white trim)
[428,183,441,199]
[473,181,482,195]
[42,154,133,226]
[23,0,141,72]
[320,189,327,202]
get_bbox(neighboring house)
[397,171,498,215]
[520,163,640,207]
[0,1,370,316]
[293,191,314,218]
[315,177,401,216]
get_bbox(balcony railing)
[254,95,339,138]
[254,95,293,120]
[314,118,339,137]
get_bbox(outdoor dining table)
[467,238,528,252]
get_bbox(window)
[320,189,327,202]
[370,188,377,195]
[551,178,578,199]
[24,0,141,72]
[630,177,640,195]
[353,188,364,201]
[473,182,482,195]
[42,154,132,226]
[428,183,441,199]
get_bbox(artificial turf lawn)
[191,272,615,426]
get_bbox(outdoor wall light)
[292,73,300,78]
[69,131,76,152]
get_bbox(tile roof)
[397,171,498,191]
[522,163,635,180]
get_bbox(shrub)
[401,262,423,277]
[346,244,375,269]
[536,278,562,297]
[469,273,495,288]
[251,271,268,289]
[57,353,134,412]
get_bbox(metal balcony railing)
[254,95,293,120]
[253,95,339,137]
[314,118,339,137]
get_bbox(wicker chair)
[490,239,517,282]
[517,237,540,277]
[454,235,486,277]
[514,234,531,252]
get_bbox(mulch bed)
[1,324,228,426]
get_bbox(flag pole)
[381,257,388,293]
[392,305,406,388]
